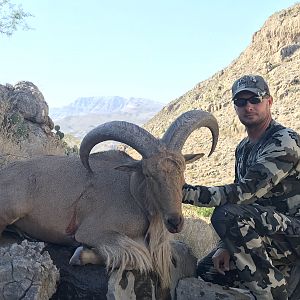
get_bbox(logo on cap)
[236,76,257,89]
[232,75,270,99]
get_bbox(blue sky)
[1,1,298,108]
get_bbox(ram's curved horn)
[80,121,163,172]
[161,110,219,155]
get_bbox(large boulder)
[0,81,66,167]
[0,239,59,300]
[0,233,198,300]
[174,212,219,259]
[8,81,53,126]
[105,240,197,300]
[176,278,254,300]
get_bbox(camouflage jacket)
[182,120,300,218]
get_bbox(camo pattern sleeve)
[182,121,300,216]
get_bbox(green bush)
[15,122,29,139]
[183,204,214,218]
[54,124,65,140]
[56,131,64,139]
[4,113,28,140]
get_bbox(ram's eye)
[145,173,154,179]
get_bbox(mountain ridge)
[50,96,164,139]
[50,96,164,120]
[143,3,300,187]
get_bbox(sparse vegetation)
[64,143,79,156]
[2,112,29,141]
[61,133,80,156]
[51,127,79,156]
[183,204,214,218]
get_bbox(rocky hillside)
[145,3,300,186]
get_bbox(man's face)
[233,91,273,128]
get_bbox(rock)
[0,239,59,300]
[0,232,108,300]
[45,244,109,300]
[0,81,66,167]
[280,44,300,59]
[105,240,197,300]
[176,278,255,300]
[0,237,195,299]
[10,81,50,125]
[107,270,158,300]
[1,234,240,300]
[174,215,219,260]
[169,240,197,298]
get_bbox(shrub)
[54,124,65,140]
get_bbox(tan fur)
[146,214,172,289]
[98,216,172,289]
[101,235,153,278]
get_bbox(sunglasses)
[233,96,263,107]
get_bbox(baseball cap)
[232,75,270,99]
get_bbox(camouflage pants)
[197,203,300,300]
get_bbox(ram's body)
[1,152,146,244]
[0,110,219,288]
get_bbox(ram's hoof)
[69,246,102,265]
[69,246,84,265]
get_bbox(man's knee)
[211,203,242,237]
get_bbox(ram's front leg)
[0,200,28,239]
[73,226,152,275]
[70,245,103,265]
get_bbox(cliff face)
[145,3,300,186]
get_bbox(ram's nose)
[166,214,184,233]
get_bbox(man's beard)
[238,115,264,128]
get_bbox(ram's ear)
[115,161,142,172]
[184,153,205,164]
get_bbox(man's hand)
[182,183,202,205]
[212,248,230,275]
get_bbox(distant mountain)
[49,96,164,140]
